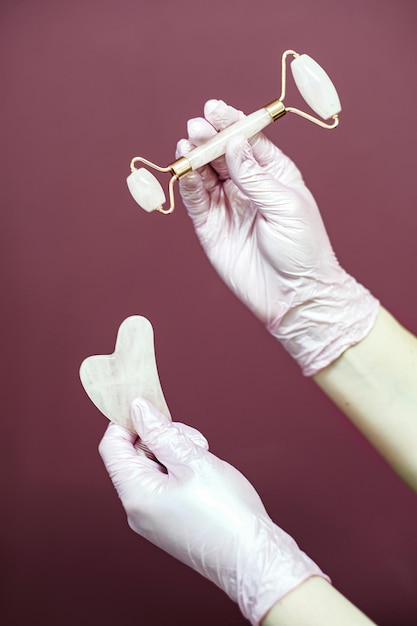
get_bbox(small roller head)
[126,167,166,212]
[290,54,341,120]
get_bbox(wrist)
[235,517,329,626]
[267,271,380,376]
[261,576,377,626]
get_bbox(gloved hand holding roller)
[177,98,417,492]
[177,98,379,376]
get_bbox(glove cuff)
[267,271,380,376]
[236,518,330,626]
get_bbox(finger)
[250,132,304,187]
[176,136,219,192]
[178,170,211,228]
[98,422,163,471]
[201,100,245,179]
[175,137,195,159]
[203,99,244,132]
[130,398,206,467]
[176,137,214,227]
[98,422,164,488]
[178,125,218,184]
[99,423,168,515]
[98,422,138,467]
[225,135,295,223]
[184,115,229,181]
[178,134,225,199]
[186,116,216,145]
[185,101,242,179]
[175,422,209,451]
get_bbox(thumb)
[225,135,292,223]
[130,398,205,467]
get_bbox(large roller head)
[126,167,166,213]
[290,54,341,120]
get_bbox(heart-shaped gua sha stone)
[79,315,171,432]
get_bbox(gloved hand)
[99,397,328,625]
[177,100,379,375]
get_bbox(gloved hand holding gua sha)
[79,315,330,626]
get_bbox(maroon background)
[2,1,417,624]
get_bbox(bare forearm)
[262,577,377,626]
[313,306,417,491]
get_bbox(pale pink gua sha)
[79,316,171,434]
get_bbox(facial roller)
[127,49,341,215]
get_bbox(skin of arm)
[262,577,377,626]
[313,306,417,492]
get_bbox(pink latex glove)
[99,398,328,625]
[177,100,379,375]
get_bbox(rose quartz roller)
[127,50,341,215]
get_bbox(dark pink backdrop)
[2,1,416,624]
